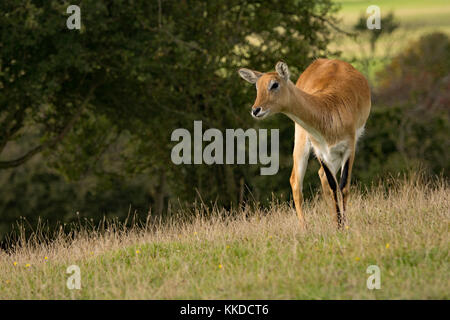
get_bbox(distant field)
[336,0,450,27]
[331,0,450,79]
[0,175,448,299]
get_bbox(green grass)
[0,175,448,299]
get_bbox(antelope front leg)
[318,161,344,228]
[291,168,306,228]
[290,126,310,229]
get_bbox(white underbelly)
[312,140,350,175]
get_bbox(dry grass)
[0,174,448,299]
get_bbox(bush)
[355,32,450,182]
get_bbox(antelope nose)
[252,107,262,117]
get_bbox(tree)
[350,11,399,85]
[353,11,399,56]
[0,1,158,170]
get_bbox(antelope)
[238,59,371,228]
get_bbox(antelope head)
[238,61,291,120]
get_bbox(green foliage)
[377,32,450,101]
[0,0,154,169]
[362,32,450,178]
[355,105,449,182]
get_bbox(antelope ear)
[238,68,262,84]
[275,61,290,81]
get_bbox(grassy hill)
[1,175,448,299]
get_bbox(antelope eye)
[270,82,279,90]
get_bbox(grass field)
[0,175,448,299]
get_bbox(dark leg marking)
[340,159,350,191]
[320,160,337,192]
[320,160,342,225]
